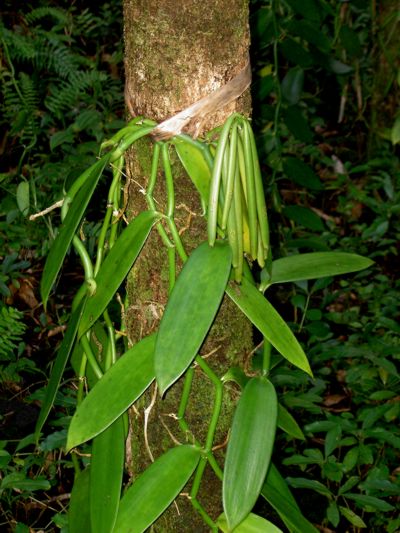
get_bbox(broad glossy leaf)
[114,445,200,533]
[79,210,156,336]
[217,512,283,532]
[69,468,91,533]
[90,417,125,533]
[67,334,155,450]
[226,278,312,375]
[41,155,110,308]
[174,138,212,205]
[262,464,318,533]
[278,403,305,440]
[269,252,373,286]
[155,241,232,395]
[223,377,278,531]
[35,299,86,441]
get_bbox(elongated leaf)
[174,138,212,205]
[223,377,278,531]
[286,477,332,497]
[278,403,305,440]
[155,241,232,395]
[262,465,318,533]
[67,334,155,450]
[344,493,394,512]
[79,210,156,336]
[217,512,283,532]
[41,155,110,308]
[90,417,125,533]
[69,468,91,533]
[35,299,86,441]
[114,445,200,533]
[269,252,373,285]
[226,278,312,375]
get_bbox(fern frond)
[25,6,69,26]
[0,306,26,360]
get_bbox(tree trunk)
[123,1,252,531]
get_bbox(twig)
[29,199,64,220]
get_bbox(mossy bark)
[123,1,252,531]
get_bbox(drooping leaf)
[90,417,125,533]
[69,468,91,533]
[114,445,200,533]
[41,155,110,308]
[286,477,332,497]
[0,473,50,492]
[174,138,212,206]
[269,252,374,286]
[35,299,86,441]
[262,464,318,533]
[217,512,283,532]
[223,377,278,531]
[79,210,156,336]
[226,278,312,375]
[344,493,394,512]
[67,334,155,450]
[338,506,366,528]
[278,404,305,440]
[155,241,232,395]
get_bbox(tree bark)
[123,1,252,531]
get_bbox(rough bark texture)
[123,1,252,531]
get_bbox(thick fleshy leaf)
[262,464,318,533]
[223,377,278,531]
[114,445,200,533]
[69,468,91,533]
[90,417,125,533]
[79,210,156,336]
[35,299,86,441]
[174,138,212,206]
[269,252,374,286]
[67,335,155,450]
[226,278,312,375]
[41,155,110,308]
[217,512,283,532]
[155,241,232,395]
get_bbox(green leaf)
[286,477,332,497]
[283,158,323,190]
[269,252,373,285]
[283,106,313,143]
[0,473,51,492]
[327,501,340,527]
[344,493,394,512]
[287,20,331,52]
[278,403,305,440]
[281,67,304,105]
[261,464,319,533]
[155,241,232,395]
[69,468,91,533]
[280,39,313,68]
[79,210,156,336]
[226,277,312,375]
[114,445,200,533]
[391,116,400,145]
[41,155,110,308]
[174,138,212,206]
[283,206,324,231]
[338,506,366,528]
[35,299,86,441]
[223,377,278,531]
[67,334,155,450]
[217,512,283,532]
[90,417,125,533]
[16,181,30,215]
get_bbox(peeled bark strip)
[123,1,252,530]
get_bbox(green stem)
[72,236,94,282]
[190,457,218,532]
[76,353,88,406]
[262,338,272,375]
[103,310,117,369]
[80,335,103,380]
